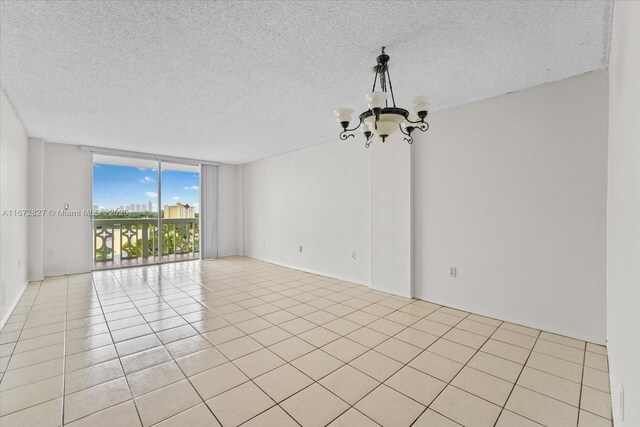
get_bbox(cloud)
[138,176,153,184]
[183,186,199,190]
[145,192,158,198]
[172,196,180,200]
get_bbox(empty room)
[0,1,638,426]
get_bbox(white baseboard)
[370,284,413,299]
[244,255,369,287]
[0,280,29,330]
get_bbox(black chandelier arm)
[385,64,397,107]
[340,131,355,141]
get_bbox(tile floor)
[0,256,612,426]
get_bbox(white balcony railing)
[94,218,199,263]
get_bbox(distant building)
[93,204,99,211]
[163,202,195,219]
[148,201,153,212]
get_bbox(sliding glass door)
[92,155,201,270]
[159,162,200,263]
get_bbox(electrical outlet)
[299,245,303,253]
[350,251,356,260]
[449,267,457,278]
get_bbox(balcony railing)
[94,218,199,264]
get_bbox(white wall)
[243,140,371,284]
[27,138,44,281]
[607,1,640,425]
[413,70,609,344]
[371,140,412,297]
[218,164,243,257]
[0,91,29,326]
[39,142,93,276]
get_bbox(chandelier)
[335,47,430,148]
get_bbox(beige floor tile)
[249,325,292,346]
[115,335,162,358]
[429,338,476,364]
[540,332,585,350]
[64,377,132,423]
[6,343,64,370]
[580,385,612,420]
[443,328,487,349]
[533,339,584,364]
[202,325,245,345]
[517,366,581,406]
[66,333,114,355]
[384,310,421,326]
[235,317,273,334]
[215,336,263,360]
[505,385,578,427]
[64,400,141,427]
[343,310,378,326]
[157,325,199,344]
[578,409,612,427]
[279,318,316,335]
[155,403,221,427]
[64,359,124,394]
[427,311,463,327]
[319,364,379,404]
[0,397,63,427]
[412,318,452,336]
[190,362,249,399]
[584,352,609,372]
[413,409,462,426]
[482,339,530,364]
[13,332,65,354]
[127,360,185,397]
[500,322,539,337]
[526,351,583,383]
[135,379,202,426]
[350,350,403,381]
[65,345,118,373]
[356,384,425,426]
[241,405,298,427]
[0,357,63,392]
[495,410,543,426]
[452,366,514,406]
[234,348,285,378]
[120,346,172,375]
[386,365,446,406]
[409,350,464,382]
[374,337,422,363]
[346,327,388,348]
[468,351,523,382]
[586,343,607,356]
[431,385,501,427]
[492,328,537,349]
[367,318,406,336]
[0,375,63,417]
[165,335,212,359]
[327,408,379,427]
[281,383,349,427]
[322,337,368,362]
[254,363,313,402]
[291,349,343,380]
[268,336,315,361]
[299,327,341,347]
[583,366,610,392]
[456,318,498,337]
[175,347,227,377]
[394,327,438,348]
[206,381,274,427]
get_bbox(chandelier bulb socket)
[364,131,372,140]
[372,107,382,121]
[340,121,350,130]
[417,110,428,121]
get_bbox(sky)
[93,163,200,211]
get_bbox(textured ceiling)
[0,1,612,164]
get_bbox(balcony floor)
[93,252,200,270]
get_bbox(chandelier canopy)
[335,47,430,148]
